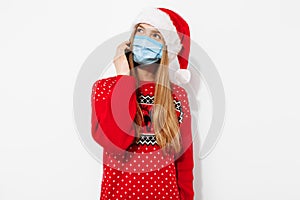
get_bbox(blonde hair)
[127,24,182,155]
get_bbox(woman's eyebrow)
[151,30,161,34]
[137,24,145,29]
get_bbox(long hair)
[127,24,182,155]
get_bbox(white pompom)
[175,69,191,84]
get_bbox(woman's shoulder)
[91,76,118,94]
[92,75,137,92]
[171,81,190,101]
[93,75,117,84]
[171,82,188,97]
[94,75,136,84]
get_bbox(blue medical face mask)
[132,35,163,65]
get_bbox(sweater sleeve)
[91,74,137,154]
[175,87,195,200]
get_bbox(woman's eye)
[153,33,161,40]
[137,28,144,33]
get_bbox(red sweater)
[91,75,194,200]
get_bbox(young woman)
[91,8,194,200]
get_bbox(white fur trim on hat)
[131,7,182,62]
[175,68,191,84]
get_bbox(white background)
[1,0,300,199]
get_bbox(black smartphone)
[125,42,131,54]
[125,42,131,62]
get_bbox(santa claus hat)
[131,7,191,84]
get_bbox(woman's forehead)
[138,23,159,32]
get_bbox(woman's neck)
[135,63,159,81]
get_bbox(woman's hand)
[113,41,131,76]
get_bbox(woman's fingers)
[119,41,130,50]
[115,41,131,58]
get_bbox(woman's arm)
[175,88,195,200]
[91,74,137,154]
